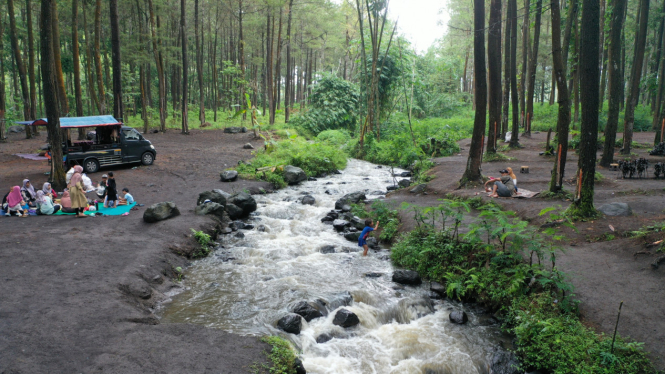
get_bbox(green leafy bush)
[236,138,347,188]
[350,200,401,242]
[257,336,298,374]
[290,74,360,134]
[389,202,655,373]
[316,129,351,147]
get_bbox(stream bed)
[159,159,511,374]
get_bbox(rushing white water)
[159,159,509,374]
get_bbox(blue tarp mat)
[17,115,121,128]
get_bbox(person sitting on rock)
[358,219,379,257]
[118,188,134,206]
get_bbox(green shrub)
[389,202,656,373]
[290,74,359,134]
[258,336,298,374]
[236,138,347,188]
[316,129,351,147]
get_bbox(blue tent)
[17,115,122,128]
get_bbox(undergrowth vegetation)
[253,336,298,374]
[390,200,656,373]
[235,137,347,188]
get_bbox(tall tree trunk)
[94,0,106,114]
[519,0,531,130]
[571,0,600,217]
[509,0,519,147]
[82,1,99,114]
[524,0,542,136]
[653,13,665,138]
[72,0,84,120]
[238,0,245,120]
[41,0,66,190]
[7,0,32,139]
[180,0,189,134]
[26,0,38,137]
[51,1,68,116]
[502,0,511,137]
[110,0,123,120]
[195,0,204,125]
[271,9,283,125]
[461,0,487,184]
[598,0,608,111]
[146,0,166,131]
[600,0,627,166]
[621,0,650,154]
[266,12,274,125]
[650,0,665,118]
[487,0,502,152]
[284,0,294,123]
[0,12,6,142]
[549,0,571,192]
[562,0,579,72]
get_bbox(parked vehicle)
[20,115,157,173]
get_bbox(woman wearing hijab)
[41,182,58,199]
[35,190,61,215]
[6,186,28,217]
[21,179,37,207]
[68,165,88,217]
[59,190,76,214]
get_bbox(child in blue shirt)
[358,219,380,256]
[118,188,135,205]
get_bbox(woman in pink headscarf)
[4,186,27,217]
[67,165,88,217]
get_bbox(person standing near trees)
[68,165,88,217]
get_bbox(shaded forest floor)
[384,131,665,370]
[0,128,274,373]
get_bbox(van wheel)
[141,152,154,165]
[84,158,100,173]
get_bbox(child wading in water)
[358,219,379,256]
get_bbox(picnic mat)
[14,153,49,161]
[512,189,540,198]
[54,202,136,216]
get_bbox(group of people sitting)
[2,167,134,218]
[484,167,519,198]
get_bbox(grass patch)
[190,229,213,258]
[235,138,348,189]
[253,336,298,374]
[390,202,656,373]
[539,189,574,200]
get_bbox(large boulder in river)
[143,202,180,223]
[449,310,469,324]
[219,170,238,182]
[392,270,422,285]
[430,281,446,296]
[332,308,360,328]
[301,195,316,205]
[292,301,324,322]
[319,245,336,254]
[197,190,228,206]
[344,231,361,242]
[225,203,245,220]
[294,358,307,374]
[194,202,227,220]
[334,192,366,210]
[398,179,411,188]
[277,314,303,335]
[490,350,522,374]
[228,192,257,217]
[284,165,307,185]
[333,219,349,231]
[598,202,632,216]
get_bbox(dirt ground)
[2,127,664,372]
[385,131,665,370]
[0,128,274,373]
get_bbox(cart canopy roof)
[17,115,122,128]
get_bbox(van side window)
[123,129,140,141]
